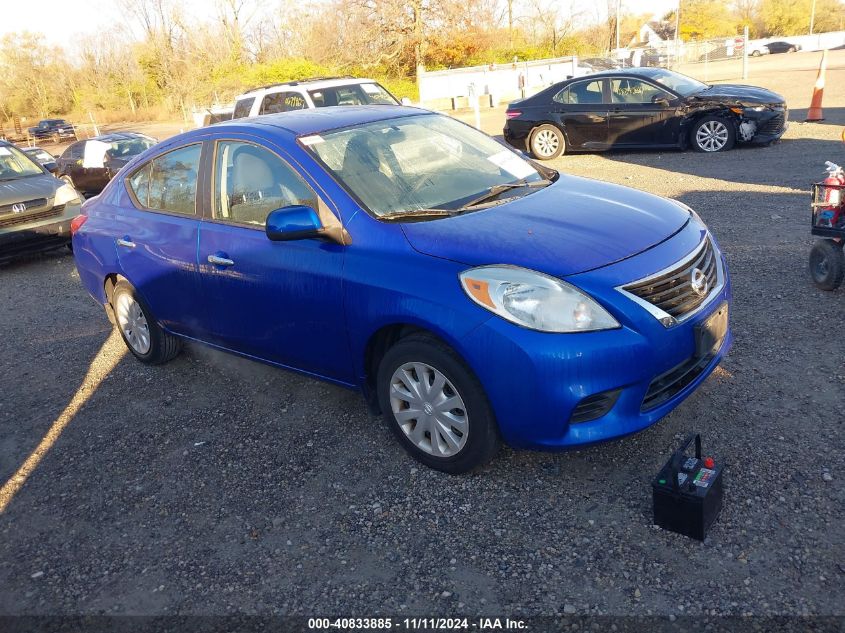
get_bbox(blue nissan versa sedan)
[71,106,732,473]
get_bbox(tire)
[529,124,565,160]
[376,333,501,474]
[112,280,182,364]
[691,116,735,152]
[809,240,844,291]
[751,50,761,57]
[788,47,796,53]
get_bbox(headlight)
[54,182,81,206]
[459,265,620,333]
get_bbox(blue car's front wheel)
[377,333,500,474]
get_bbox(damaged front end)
[730,104,788,144]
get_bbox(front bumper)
[456,221,732,450]
[0,202,81,263]
[743,107,788,144]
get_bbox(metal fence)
[418,29,845,111]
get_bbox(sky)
[0,0,681,46]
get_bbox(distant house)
[631,21,676,47]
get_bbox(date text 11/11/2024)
[307,617,528,630]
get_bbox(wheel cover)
[115,292,151,354]
[696,120,729,152]
[389,362,469,458]
[533,129,560,157]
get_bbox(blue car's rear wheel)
[377,333,500,473]
[112,280,182,364]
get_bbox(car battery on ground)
[652,433,724,541]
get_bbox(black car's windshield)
[646,69,708,96]
[308,83,398,107]
[303,113,550,217]
[0,145,44,180]
[110,138,155,158]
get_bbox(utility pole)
[615,0,621,52]
[810,0,817,34]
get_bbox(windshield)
[0,145,44,180]
[647,69,708,96]
[303,113,547,217]
[308,83,398,107]
[110,138,155,158]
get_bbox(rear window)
[308,83,398,107]
[232,97,255,120]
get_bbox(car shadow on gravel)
[592,137,845,188]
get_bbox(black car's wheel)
[529,124,565,160]
[112,280,182,364]
[691,116,736,152]
[377,333,501,474]
[809,240,844,291]
[788,46,797,53]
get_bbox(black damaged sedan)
[504,68,787,159]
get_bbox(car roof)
[210,105,428,137]
[235,77,380,100]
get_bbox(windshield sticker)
[360,83,381,94]
[488,150,535,179]
[299,135,325,146]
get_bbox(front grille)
[642,352,713,411]
[622,237,718,323]
[0,205,64,228]
[758,113,785,136]
[569,389,620,424]
[0,198,49,215]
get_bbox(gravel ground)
[1,61,844,621]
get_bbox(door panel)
[116,143,204,335]
[552,79,609,149]
[113,210,202,336]
[196,224,351,381]
[607,78,681,146]
[195,138,352,382]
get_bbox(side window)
[62,142,83,161]
[610,79,671,104]
[213,141,316,227]
[128,163,152,207]
[232,97,255,119]
[128,144,201,215]
[555,80,605,105]
[260,91,307,114]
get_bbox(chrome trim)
[615,235,725,328]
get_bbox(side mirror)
[266,205,323,241]
[400,97,413,106]
[653,97,671,107]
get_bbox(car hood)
[0,173,60,208]
[694,84,785,106]
[400,175,691,277]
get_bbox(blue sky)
[1,0,681,46]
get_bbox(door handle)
[208,254,235,267]
[116,237,136,248]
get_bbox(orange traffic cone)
[806,49,828,122]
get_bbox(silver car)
[0,141,82,264]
